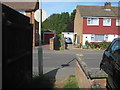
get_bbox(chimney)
[104,2,111,11]
[104,2,111,9]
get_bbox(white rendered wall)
[82,34,119,45]
[107,35,117,42]
[62,32,75,43]
[82,34,91,45]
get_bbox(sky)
[42,1,119,18]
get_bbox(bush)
[99,41,111,49]
[85,40,90,49]
[58,34,65,50]
[89,41,111,49]
[90,42,99,49]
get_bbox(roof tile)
[77,5,119,17]
[2,2,37,10]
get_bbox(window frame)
[91,34,110,42]
[116,18,120,26]
[103,18,111,26]
[94,34,104,42]
[87,18,99,26]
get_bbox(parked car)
[65,37,72,44]
[100,38,120,89]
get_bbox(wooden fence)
[2,4,33,88]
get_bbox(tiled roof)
[2,2,37,10]
[77,5,119,17]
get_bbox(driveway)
[33,45,104,81]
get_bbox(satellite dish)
[34,9,47,22]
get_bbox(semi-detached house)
[74,2,120,45]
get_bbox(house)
[74,2,120,46]
[2,1,39,46]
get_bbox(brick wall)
[75,61,91,88]
[26,11,38,46]
[74,8,83,44]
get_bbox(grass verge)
[63,75,79,89]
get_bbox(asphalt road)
[43,49,76,80]
[33,45,104,80]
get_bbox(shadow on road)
[44,58,76,85]
[44,67,60,83]
[61,58,76,68]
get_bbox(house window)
[94,35,104,42]
[103,18,111,26]
[87,18,99,26]
[116,18,120,26]
[91,35,105,42]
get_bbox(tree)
[67,9,76,32]
[70,9,76,22]
[42,9,76,34]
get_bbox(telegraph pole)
[34,0,46,76]
[38,0,43,75]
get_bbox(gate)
[2,4,33,88]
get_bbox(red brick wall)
[83,18,120,35]
[26,11,38,46]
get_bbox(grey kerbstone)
[88,68,108,79]
[76,55,108,79]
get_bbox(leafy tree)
[70,9,76,22]
[42,9,76,34]
[67,9,76,32]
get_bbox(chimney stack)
[104,2,111,9]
